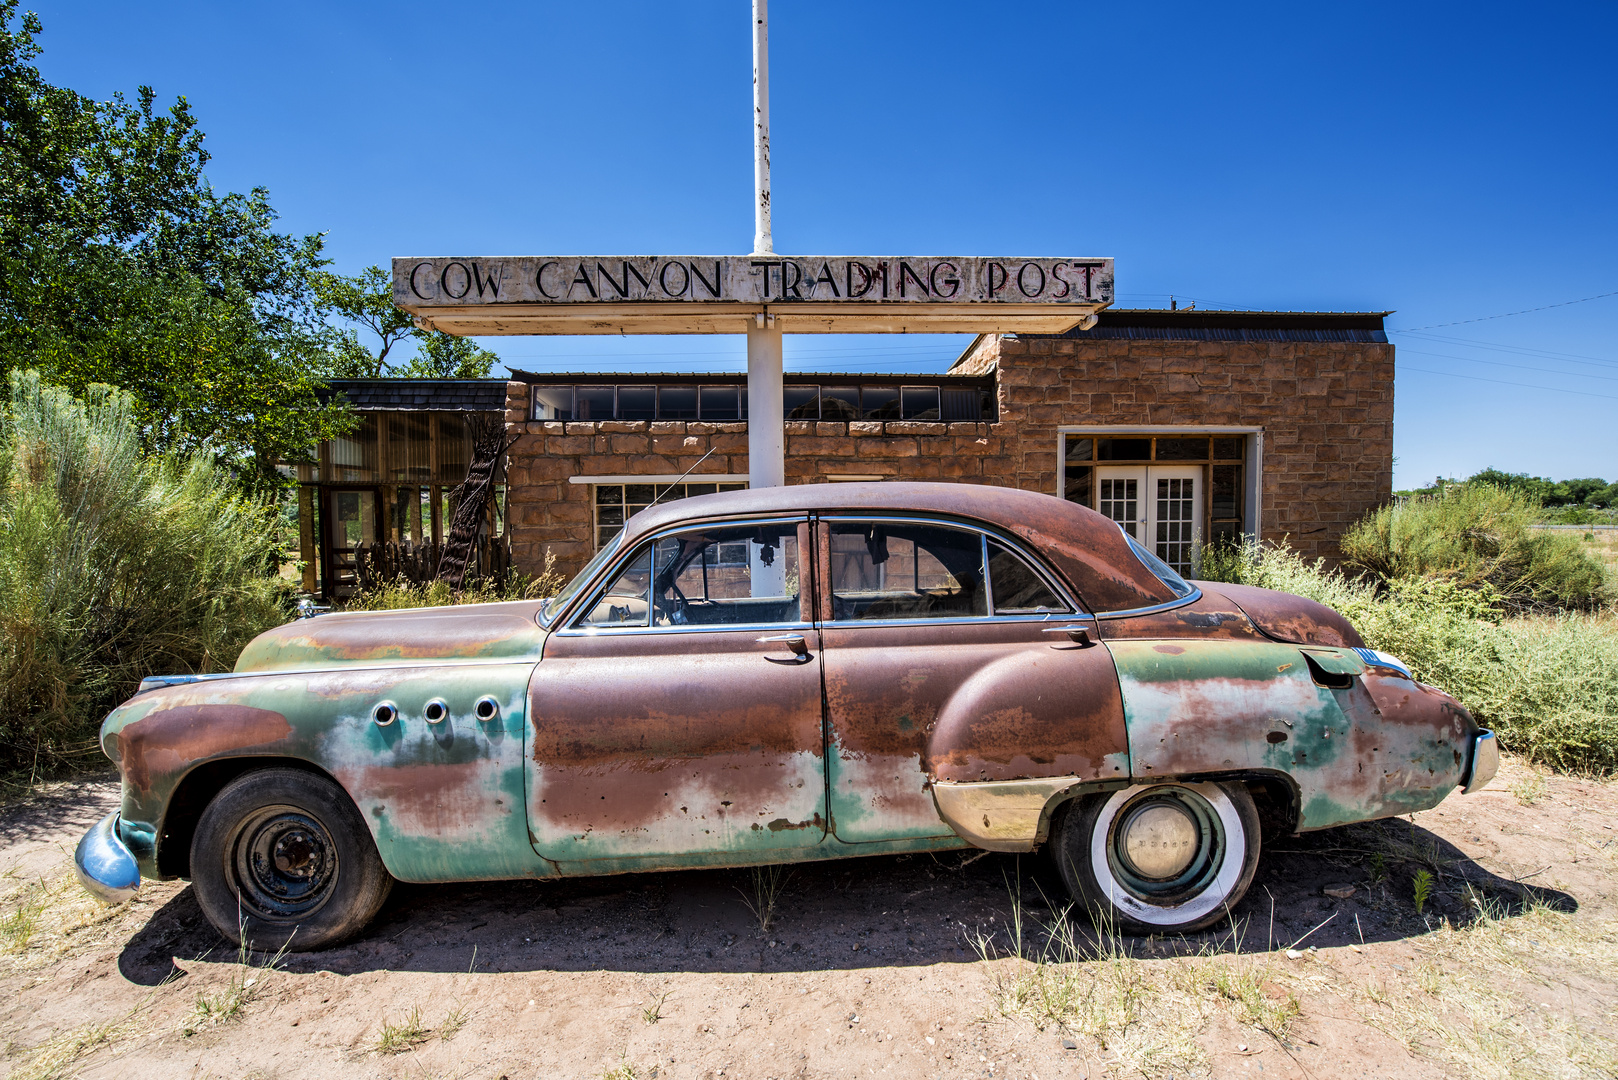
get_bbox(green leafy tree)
[0,1,351,491]
[318,264,500,378]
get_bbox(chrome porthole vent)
[423,699,449,724]
[372,702,399,727]
[474,696,500,722]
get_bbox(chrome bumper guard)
[73,812,141,904]
[1462,730,1500,794]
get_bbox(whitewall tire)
[1053,781,1261,934]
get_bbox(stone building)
[298,308,1393,597]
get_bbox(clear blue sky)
[22,0,1618,489]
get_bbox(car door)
[817,516,1130,844]
[527,516,827,869]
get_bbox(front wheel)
[190,768,393,951]
[1052,781,1260,935]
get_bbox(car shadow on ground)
[116,816,1574,986]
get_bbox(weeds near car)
[1411,869,1435,915]
[1510,770,1547,806]
[736,864,792,934]
[438,1003,470,1042]
[374,1006,433,1054]
[182,930,291,1036]
[4,1010,141,1080]
[641,991,671,1025]
[1355,893,1618,1079]
[600,1058,641,1080]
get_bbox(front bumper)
[1462,730,1500,794]
[73,812,142,904]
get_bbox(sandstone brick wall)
[502,328,1394,578]
[501,381,1003,579]
[952,333,1395,563]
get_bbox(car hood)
[1189,581,1365,649]
[233,600,549,673]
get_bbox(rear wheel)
[190,768,392,951]
[1053,780,1260,934]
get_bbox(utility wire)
[1402,365,1618,402]
[1397,290,1618,331]
[1398,348,1618,384]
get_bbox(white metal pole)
[751,0,772,256]
[747,322,784,487]
[747,0,785,490]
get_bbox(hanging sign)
[392,255,1113,336]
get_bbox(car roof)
[620,481,1175,613]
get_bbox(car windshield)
[1122,530,1197,600]
[538,529,626,627]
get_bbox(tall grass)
[1200,540,1618,773]
[341,549,564,612]
[1341,484,1612,611]
[0,371,290,777]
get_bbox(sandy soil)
[1,759,1614,1080]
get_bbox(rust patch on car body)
[1198,581,1365,649]
[118,704,293,795]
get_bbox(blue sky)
[22,0,1618,488]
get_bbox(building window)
[1063,434,1247,575]
[592,481,748,548]
[532,380,995,422]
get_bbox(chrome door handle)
[757,633,811,661]
[1041,625,1096,646]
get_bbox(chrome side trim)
[1463,730,1499,794]
[1094,587,1205,621]
[556,620,815,639]
[74,813,141,904]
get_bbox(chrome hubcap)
[1119,802,1198,879]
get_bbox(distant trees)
[1463,469,1618,509]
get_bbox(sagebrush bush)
[1341,484,1611,611]
[1200,540,1618,773]
[0,371,291,775]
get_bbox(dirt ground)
[2,759,1615,1080]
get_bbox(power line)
[1397,289,1618,331]
[1395,330,1618,370]
[1399,348,1618,384]
[1401,365,1618,402]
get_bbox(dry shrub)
[0,371,290,777]
[1341,484,1612,612]
[342,547,565,612]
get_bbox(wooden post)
[297,485,317,594]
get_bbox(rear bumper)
[73,812,142,904]
[1462,730,1499,794]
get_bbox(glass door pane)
[1095,466,1146,541]
[1145,466,1201,576]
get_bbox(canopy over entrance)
[392,254,1113,336]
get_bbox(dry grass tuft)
[1355,896,1618,1079]
[181,932,290,1037]
[373,1006,432,1055]
[0,871,135,974]
[735,864,792,934]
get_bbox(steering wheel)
[656,581,690,625]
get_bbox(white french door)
[1095,466,1202,577]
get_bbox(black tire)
[190,767,393,951]
[1052,780,1260,935]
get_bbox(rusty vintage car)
[75,483,1497,948]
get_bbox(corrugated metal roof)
[320,379,509,411]
[1042,309,1390,343]
[509,369,993,386]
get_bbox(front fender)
[103,662,545,884]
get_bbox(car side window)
[828,521,987,621]
[988,540,1072,614]
[575,521,803,629]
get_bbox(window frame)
[555,515,814,638]
[817,514,1087,628]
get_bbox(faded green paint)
[1109,639,1472,832]
[233,602,548,673]
[102,661,548,884]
